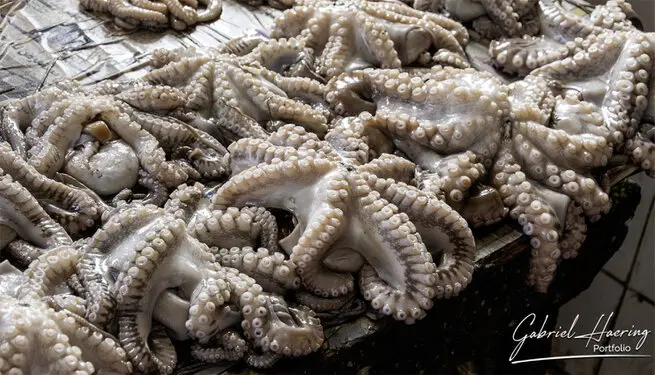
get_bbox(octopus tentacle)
[623,133,655,176]
[489,35,572,76]
[215,247,301,294]
[145,56,213,87]
[1,87,68,158]
[43,294,87,317]
[177,103,269,145]
[78,252,116,328]
[245,351,283,368]
[491,145,568,293]
[362,173,476,299]
[560,202,587,259]
[254,294,323,357]
[56,308,134,374]
[354,186,437,322]
[164,182,206,220]
[116,84,187,112]
[18,245,80,300]
[295,290,353,312]
[190,329,247,362]
[188,206,280,251]
[114,216,186,372]
[2,141,101,234]
[185,273,233,343]
[355,153,415,183]
[5,240,45,266]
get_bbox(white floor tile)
[629,198,654,302]
[552,273,624,375]
[604,173,655,282]
[598,291,654,375]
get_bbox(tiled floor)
[551,172,655,375]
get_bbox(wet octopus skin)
[325,67,511,227]
[211,124,476,323]
[77,185,323,373]
[79,0,223,31]
[144,37,330,138]
[488,0,639,76]
[270,0,469,79]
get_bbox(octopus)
[0,153,73,265]
[490,75,613,293]
[145,37,331,137]
[211,124,477,323]
[529,30,654,178]
[325,66,511,227]
[488,0,639,76]
[0,81,229,200]
[0,246,133,374]
[420,0,540,40]
[76,184,323,373]
[78,0,222,30]
[484,18,653,294]
[270,0,470,79]
[0,141,102,235]
[622,33,655,177]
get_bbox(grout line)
[594,196,655,375]
[599,269,655,306]
[600,269,628,288]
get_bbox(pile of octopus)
[0,0,653,374]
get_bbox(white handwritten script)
[510,312,651,364]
